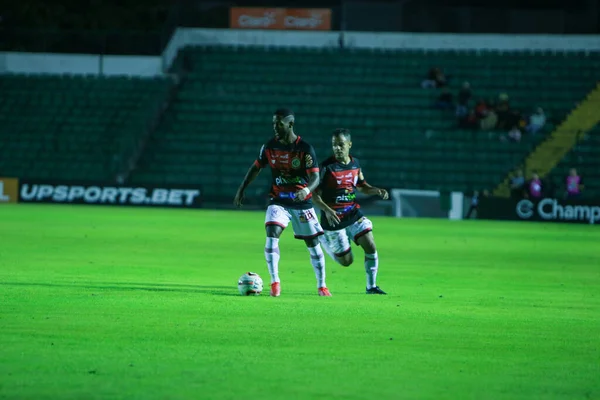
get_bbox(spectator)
[526,107,546,135]
[421,67,447,89]
[507,126,522,143]
[526,172,543,199]
[510,169,526,199]
[465,190,480,219]
[480,109,498,131]
[434,89,454,110]
[474,99,498,131]
[565,168,584,199]
[458,110,478,130]
[495,93,511,130]
[474,99,488,119]
[456,82,472,116]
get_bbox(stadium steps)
[493,82,600,197]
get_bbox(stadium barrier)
[478,196,600,225]
[17,180,203,209]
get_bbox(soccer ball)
[237,272,263,296]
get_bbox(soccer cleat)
[318,287,332,297]
[366,286,387,295]
[270,282,281,297]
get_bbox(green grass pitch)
[0,204,599,400]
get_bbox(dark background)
[1,0,599,55]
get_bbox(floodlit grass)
[1,204,599,400]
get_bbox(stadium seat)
[0,73,172,182]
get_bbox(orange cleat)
[318,287,332,297]
[270,282,281,297]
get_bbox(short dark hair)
[274,108,294,118]
[332,128,351,141]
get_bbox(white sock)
[319,236,342,265]
[308,244,327,288]
[365,252,378,289]
[265,237,280,284]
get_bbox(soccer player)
[233,109,331,297]
[311,128,388,295]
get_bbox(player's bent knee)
[338,253,353,267]
[266,224,283,238]
[304,237,320,248]
[356,232,376,253]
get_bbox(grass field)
[1,204,599,400]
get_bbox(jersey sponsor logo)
[275,176,303,186]
[335,191,356,204]
[291,157,301,169]
[331,170,358,187]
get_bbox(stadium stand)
[0,73,173,182]
[129,45,600,202]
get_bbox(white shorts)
[265,205,324,240]
[321,216,373,256]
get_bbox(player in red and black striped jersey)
[234,109,331,297]
[312,128,389,295]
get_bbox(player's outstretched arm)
[357,183,389,199]
[234,163,262,208]
[356,170,389,199]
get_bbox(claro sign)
[230,8,332,30]
[516,198,600,225]
[18,181,202,208]
[478,196,600,225]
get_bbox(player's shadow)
[0,281,239,296]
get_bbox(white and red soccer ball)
[237,272,263,296]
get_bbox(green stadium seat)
[121,45,600,200]
[0,73,172,182]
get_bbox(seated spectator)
[473,99,498,131]
[421,67,447,89]
[507,126,522,142]
[474,99,488,119]
[434,89,454,110]
[495,93,511,130]
[456,82,472,116]
[526,107,546,134]
[458,110,478,130]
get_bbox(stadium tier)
[1,47,598,200]
[130,45,599,201]
[0,73,172,182]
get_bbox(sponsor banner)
[230,8,332,31]
[0,177,19,204]
[18,181,202,208]
[478,196,600,225]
